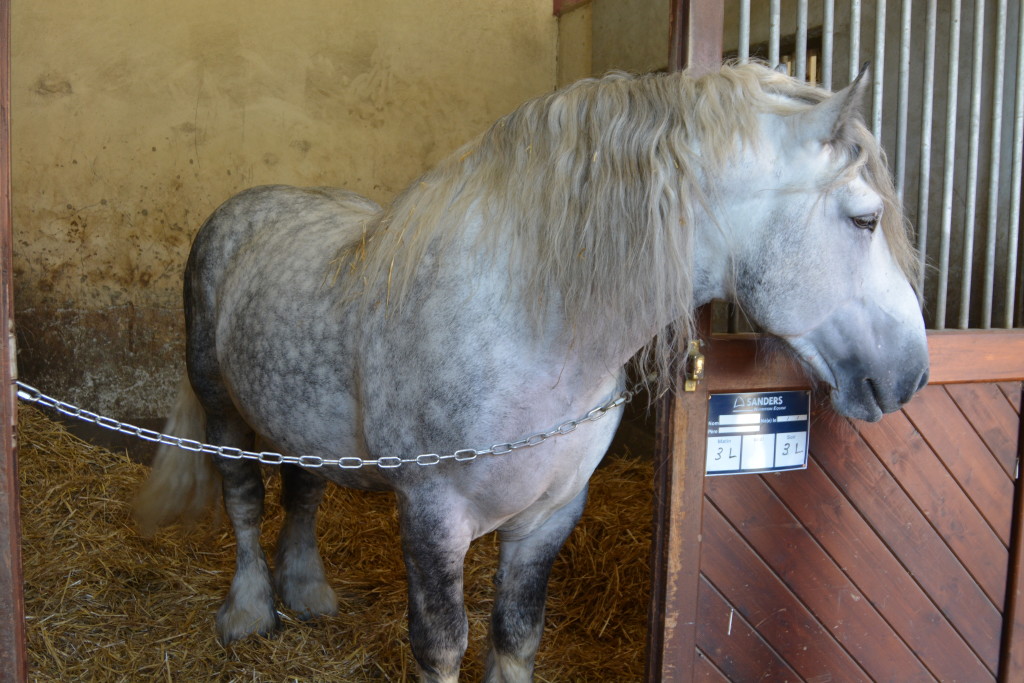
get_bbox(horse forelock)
[337,62,917,395]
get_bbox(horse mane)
[337,62,916,395]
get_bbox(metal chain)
[14,380,633,470]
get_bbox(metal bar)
[822,0,835,89]
[850,0,862,82]
[0,0,26,676]
[1008,0,1024,327]
[738,0,750,63]
[982,0,1008,328]
[936,0,962,330]
[958,0,986,329]
[895,0,912,200]
[769,0,781,68]
[872,0,886,138]
[796,0,808,81]
[916,0,938,296]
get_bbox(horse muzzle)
[786,305,930,422]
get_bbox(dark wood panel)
[998,381,1021,414]
[765,460,992,681]
[692,651,730,682]
[701,505,871,681]
[901,386,1015,544]
[947,383,1020,477]
[855,411,1009,604]
[812,418,1003,671]
[696,576,800,682]
[706,473,932,680]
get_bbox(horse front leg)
[400,504,473,683]
[274,464,338,619]
[485,485,588,683]
[209,417,279,644]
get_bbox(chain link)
[15,380,634,470]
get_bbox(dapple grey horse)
[137,63,928,682]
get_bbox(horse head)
[715,66,929,421]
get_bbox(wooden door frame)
[644,3,723,679]
[0,0,27,678]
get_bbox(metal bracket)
[683,339,705,392]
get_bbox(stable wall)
[11,0,557,417]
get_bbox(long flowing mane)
[337,62,916,393]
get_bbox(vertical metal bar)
[958,0,986,329]
[895,0,912,201]
[822,0,835,89]
[0,0,26,676]
[850,0,862,82]
[1006,0,1024,327]
[916,0,939,297]
[936,0,962,329]
[738,0,750,63]
[982,0,1008,328]
[872,0,887,139]
[796,0,808,81]
[769,0,781,68]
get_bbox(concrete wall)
[12,0,557,417]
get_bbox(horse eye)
[851,212,880,232]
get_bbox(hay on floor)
[18,405,653,681]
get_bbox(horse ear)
[798,62,870,143]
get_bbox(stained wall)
[12,0,557,416]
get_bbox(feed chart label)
[705,390,810,476]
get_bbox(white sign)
[705,391,810,476]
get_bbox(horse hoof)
[279,580,339,620]
[216,600,280,644]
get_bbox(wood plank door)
[647,329,1024,681]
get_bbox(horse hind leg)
[485,486,588,683]
[273,464,338,619]
[208,414,280,644]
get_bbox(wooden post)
[645,309,711,682]
[0,0,27,678]
[999,383,1024,680]
[668,0,724,73]
[646,2,722,680]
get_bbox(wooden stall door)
[647,330,1024,682]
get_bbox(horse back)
[182,185,381,448]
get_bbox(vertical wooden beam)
[999,384,1024,680]
[646,3,722,681]
[668,0,724,73]
[646,309,715,682]
[0,0,26,678]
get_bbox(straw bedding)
[18,405,653,681]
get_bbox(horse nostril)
[915,369,930,393]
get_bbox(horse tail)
[134,374,221,536]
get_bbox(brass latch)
[684,339,705,392]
